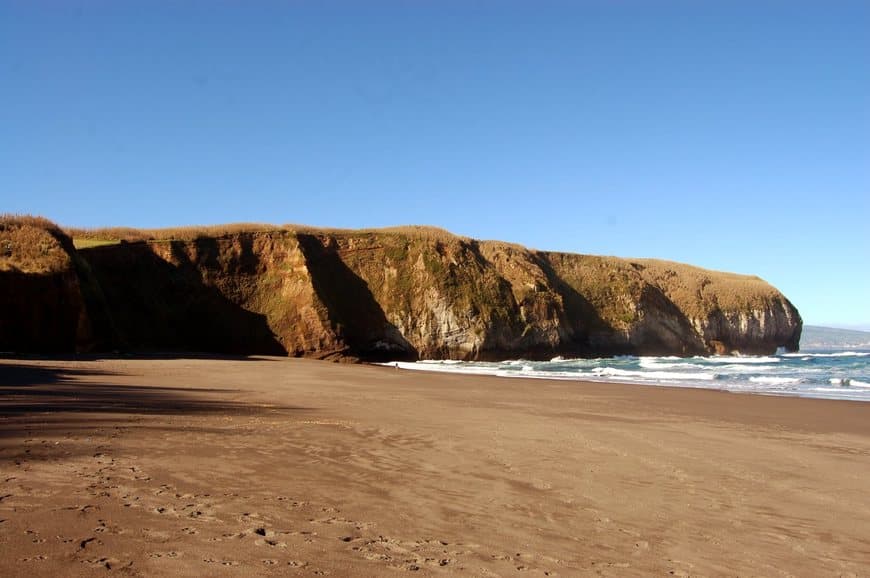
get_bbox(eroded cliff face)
[81,235,333,357]
[1,222,802,359]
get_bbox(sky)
[2,1,868,329]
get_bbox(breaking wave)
[384,348,870,401]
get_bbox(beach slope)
[1,357,868,576]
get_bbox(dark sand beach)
[1,357,869,576]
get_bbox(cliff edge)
[1,219,802,359]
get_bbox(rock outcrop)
[0,219,803,359]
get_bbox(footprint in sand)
[277,497,307,508]
[210,531,248,542]
[258,538,286,548]
[121,493,141,507]
[142,528,172,541]
[77,536,99,551]
[312,515,370,529]
[633,540,650,555]
[148,551,181,559]
[94,519,122,535]
[238,511,262,522]
[59,504,97,515]
[352,536,463,571]
[83,556,121,570]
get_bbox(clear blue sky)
[2,1,868,329]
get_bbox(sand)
[1,356,869,577]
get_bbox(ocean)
[386,350,870,401]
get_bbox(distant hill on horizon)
[801,325,870,350]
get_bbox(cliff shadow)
[0,361,306,418]
[71,251,122,352]
[531,253,630,357]
[462,241,538,355]
[296,234,417,361]
[535,254,708,356]
[634,281,708,355]
[0,361,311,461]
[0,269,82,353]
[79,242,286,356]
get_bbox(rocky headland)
[0,217,802,360]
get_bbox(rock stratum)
[1,218,802,360]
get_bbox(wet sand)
[1,356,869,577]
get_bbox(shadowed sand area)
[1,357,869,576]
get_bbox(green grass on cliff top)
[66,223,463,244]
[72,238,121,249]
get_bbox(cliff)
[0,216,91,352]
[1,219,802,359]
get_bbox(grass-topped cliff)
[0,217,802,358]
[0,215,92,352]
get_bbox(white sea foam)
[701,356,781,364]
[785,351,870,358]
[591,367,716,381]
[809,388,869,396]
[828,378,870,388]
[639,358,704,370]
[749,376,800,386]
[391,361,488,374]
[384,351,870,402]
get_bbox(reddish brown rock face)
[1,222,802,359]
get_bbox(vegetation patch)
[0,214,73,273]
[73,238,120,249]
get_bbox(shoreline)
[2,356,869,576]
[380,351,870,404]
[371,360,870,435]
